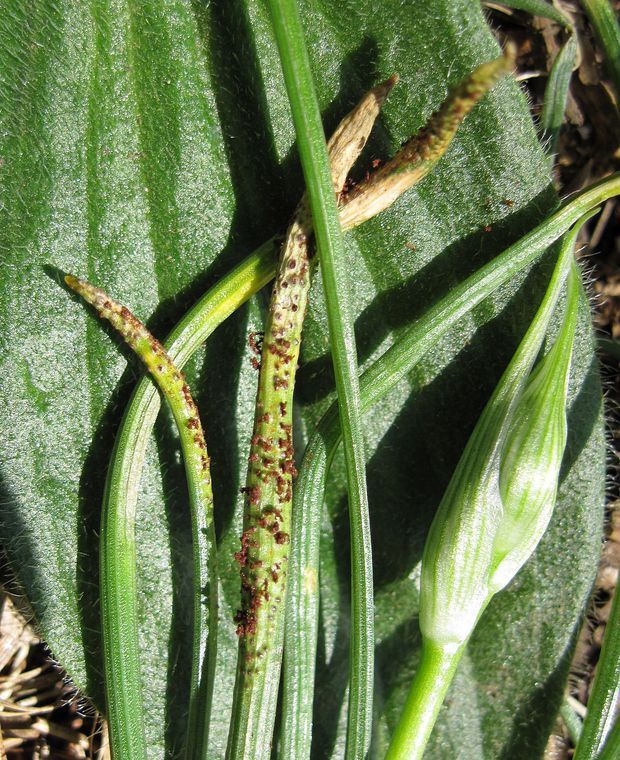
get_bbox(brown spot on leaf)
[234,527,256,567]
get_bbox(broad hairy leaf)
[0,1,604,758]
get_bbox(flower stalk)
[64,275,218,760]
[387,214,590,760]
[226,73,397,760]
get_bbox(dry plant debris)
[0,595,107,759]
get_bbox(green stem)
[385,639,464,760]
[96,241,278,760]
[280,173,620,758]
[500,0,577,158]
[574,578,620,760]
[266,3,374,755]
[560,698,583,746]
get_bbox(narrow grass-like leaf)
[265,2,374,755]
[281,174,620,758]
[574,579,620,760]
[492,0,572,27]
[597,714,620,760]
[541,35,578,155]
[63,276,218,760]
[495,0,577,157]
[581,0,620,100]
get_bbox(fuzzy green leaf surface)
[0,1,605,758]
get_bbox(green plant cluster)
[1,1,619,759]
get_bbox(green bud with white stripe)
[419,215,591,651]
[489,265,578,592]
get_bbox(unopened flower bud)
[419,219,586,650]
[489,264,579,592]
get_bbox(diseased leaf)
[0,1,604,758]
